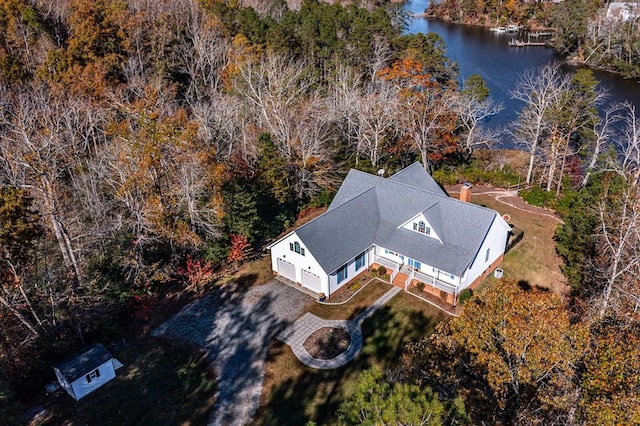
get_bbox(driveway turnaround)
[153,280,312,426]
[277,287,401,369]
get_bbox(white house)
[270,163,511,305]
[53,343,123,401]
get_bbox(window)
[290,241,305,256]
[485,248,490,262]
[355,252,365,270]
[413,221,431,235]
[450,274,455,280]
[337,264,348,283]
[86,368,100,383]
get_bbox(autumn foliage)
[177,256,215,290]
[227,233,251,264]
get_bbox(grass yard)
[472,194,567,295]
[39,338,216,426]
[254,291,447,425]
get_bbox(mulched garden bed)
[327,273,372,303]
[302,326,351,359]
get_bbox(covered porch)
[372,254,460,306]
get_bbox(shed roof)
[54,343,114,383]
[300,163,499,276]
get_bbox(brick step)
[392,273,409,288]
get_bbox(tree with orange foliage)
[102,81,225,284]
[411,279,588,424]
[227,233,251,264]
[378,57,461,171]
[41,0,132,98]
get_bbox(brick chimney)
[460,183,472,202]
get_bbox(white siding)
[270,232,329,295]
[54,368,75,400]
[328,246,373,296]
[461,214,510,289]
[69,360,117,400]
[399,213,442,242]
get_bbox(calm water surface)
[403,0,640,145]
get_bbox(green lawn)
[255,291,447,425]
[41,338,217,425]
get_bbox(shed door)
[301,270,321,293]
[277,258,296,282]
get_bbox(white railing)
[414,270,458,294]
[373,255,398,271]
[404,269,415,290]
[390,263,400,284]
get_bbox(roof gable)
[399,208,443,243]
[387,162,446,195]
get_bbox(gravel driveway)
[153,280,312,425]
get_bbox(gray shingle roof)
[301,163,499,276]
[54,343,114,383]
[387,162,446,195]
[297,188,379,274]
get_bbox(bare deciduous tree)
[510,63,571,185]
[455,93,503,155]
[349,82,399,167]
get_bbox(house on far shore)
[606,2,639,21]
[53,343,123,401]
[269,163,512,306]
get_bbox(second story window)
[413,221,431,235]
[290,241,305,256]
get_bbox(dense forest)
[427,0,640,78]
[1,0,639,424]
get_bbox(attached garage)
[277,258,296,282]
[301,269,321,293]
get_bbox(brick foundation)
[468,254,505,291]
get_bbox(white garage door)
[277,258,296,282]
[301,270,321,293]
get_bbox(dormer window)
[413,221,431,235]
[289,241,305,256]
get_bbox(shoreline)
[408,12,637,81]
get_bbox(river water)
[403,0,640,145]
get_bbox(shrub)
[381,273,390,281]
[416,282,426,292]
[377,265,387,275]
[370,269,378,277]
[520,185,557,209]
[349,283,361,291]
[432,169,459,185]
[458,288,473,305]
[432,163,524,188]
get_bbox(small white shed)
[53,343,123,401]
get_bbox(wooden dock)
[508,39,548,47]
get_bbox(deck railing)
[373,255,399,271]
[413,270,458,294]
[404,269,415,290]
[390,263,400,284]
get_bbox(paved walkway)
[152,280,312,426]
[277,287,401,369]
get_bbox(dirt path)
[446,184,563,223]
